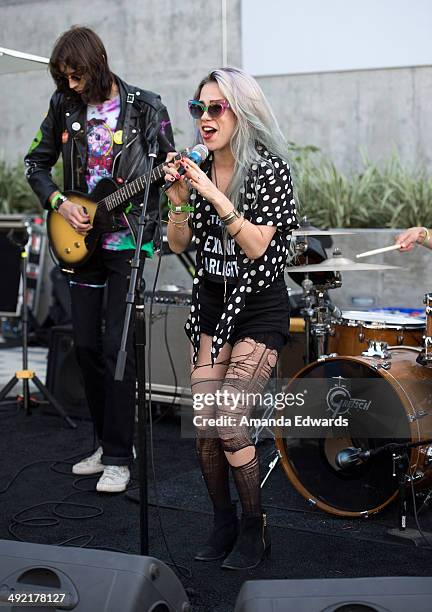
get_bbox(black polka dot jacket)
[185,147,299,364]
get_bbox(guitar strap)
[116,92,135,181]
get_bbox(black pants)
[68,249,144,466]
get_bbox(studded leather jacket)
[24,75,175,244]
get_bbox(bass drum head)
[276,357,411,517]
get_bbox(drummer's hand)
[395,227,426,252]
[163,152,190,206]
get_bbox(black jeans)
[68,249,144,466]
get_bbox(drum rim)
[335,311,425,329]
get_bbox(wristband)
[167,199,195,213]
[51,193,67,211]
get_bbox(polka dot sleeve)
[249,157,298,230]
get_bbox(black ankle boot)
[194,505,238,561]
[221,512,270,570]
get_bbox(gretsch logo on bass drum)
[326,377,371,417]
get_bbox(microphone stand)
[115,140,158,556]
[357,438,432,545]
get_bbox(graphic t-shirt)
[85,96,152,254]
[203,212,238,283]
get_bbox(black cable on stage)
[151,303,180,425]
[1,450,104,545]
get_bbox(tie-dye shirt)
[86,96,153,255]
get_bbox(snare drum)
[328,310,424,355]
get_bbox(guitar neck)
[101,152,182,213]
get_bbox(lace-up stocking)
[196,438,232,510]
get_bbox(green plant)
[0,160,63,215]
[289,144,432,228]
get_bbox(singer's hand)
[395,227,426,252]
[163,152,190,205]
[180,158,222,204]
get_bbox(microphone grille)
[192,143,209,161]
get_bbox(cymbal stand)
[309,276,342,360]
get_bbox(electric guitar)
[47,153,181,269]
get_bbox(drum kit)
[265,226,432,523]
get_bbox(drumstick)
[356,244,402,259]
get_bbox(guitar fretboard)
[100,153,181,212]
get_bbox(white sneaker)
[72,447,104,475]
[96,465,130,493]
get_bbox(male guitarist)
[25,26,174,492]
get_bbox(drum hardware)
[370,360,391,370]
[362,340,391,359]
[408,410,428,423]
[260,449,281,488]
[300,276,342,363]
[416,293,432,367]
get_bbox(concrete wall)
[0,0,242,162]
[256,65,432,173]
[1,1,431,174]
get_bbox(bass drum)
[275,347,432,517]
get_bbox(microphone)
[162,144,209,192]
[335,447,372,469]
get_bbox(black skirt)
[198,276,290,353]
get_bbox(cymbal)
[288,255,401,272]
[292,229,357,237]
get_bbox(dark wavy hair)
[49,26,113,104]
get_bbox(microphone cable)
[131,193,193,579]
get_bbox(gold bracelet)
[221,209,241,225]
[168,210,190,225]
[422,227,430,246]
[231,218,246,238]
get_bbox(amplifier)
[144,289,192,406]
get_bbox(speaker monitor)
[0,539,190,611]
[46,325,88,419]
[234,577,432,612]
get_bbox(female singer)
[164,67,298,570]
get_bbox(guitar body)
[46,150,184,269]
[47,178,124,268]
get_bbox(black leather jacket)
[24,75,175,244]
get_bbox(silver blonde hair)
[193,66,291,209]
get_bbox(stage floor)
[1,342,432,611]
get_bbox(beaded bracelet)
[167,199,195,213]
